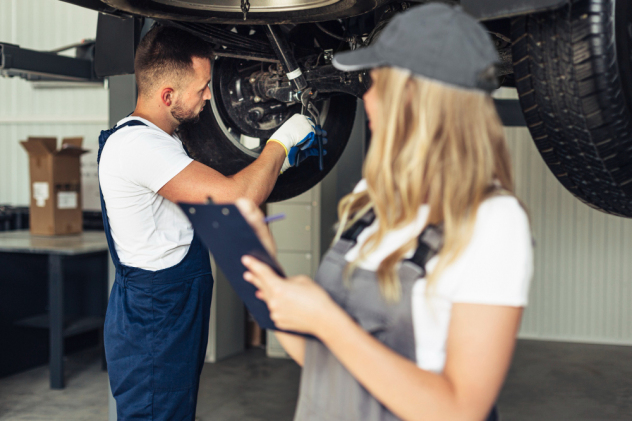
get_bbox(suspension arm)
[251,65,369,103]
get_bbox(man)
[97,25,314,420]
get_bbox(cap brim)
[332,45,385,72]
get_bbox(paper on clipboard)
[178,201,287,332]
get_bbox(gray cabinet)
[266,184,321,358]
[265,100,367,358]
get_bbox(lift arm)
[0,42,101,82]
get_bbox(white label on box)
[33,182,49,207]
[57,191,78,209]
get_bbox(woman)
[237,3,533,420]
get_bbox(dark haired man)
[97,25,314,420]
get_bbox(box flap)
[56,144,90,157]
[20,137,57,156]
[27,137,57,153]
[61,137,83,148]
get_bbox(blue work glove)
[287,144,328,168]
[283,125,328,173]
[267,114,316,158]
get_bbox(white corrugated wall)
[497,88,632,345]
[0,0,107,210]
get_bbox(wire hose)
[315,22,347,41]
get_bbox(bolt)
[249,77,256,83]
[254,96,261,103]
[248,110,262,122]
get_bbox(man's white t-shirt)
[99,116,194,271]
[345,180,533,373]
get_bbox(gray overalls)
[294,210,499,421]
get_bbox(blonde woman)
[237,3,533,421]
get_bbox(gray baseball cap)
[332,2,499,92]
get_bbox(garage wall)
[497,89,632,345]
[2,2,631,345]
[0,0,107,210]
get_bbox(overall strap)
[340,209,376,244]
[97,119,148,269]
[406,223,444,278]
[97,120,148,164]
[339,207,444,277]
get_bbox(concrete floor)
[498,340,632,420]
[0,340,630,420]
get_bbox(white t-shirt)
[345,180,533,373]
[98,116,194,271]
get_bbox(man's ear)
[161,88,174,107]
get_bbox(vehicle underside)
[5,0,632,216]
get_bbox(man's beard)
[171,101,201,125]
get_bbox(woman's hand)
[235,198,277,258]
[242,255,339,336]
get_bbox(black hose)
[315,22,346,41]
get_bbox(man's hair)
[134,25,212,97]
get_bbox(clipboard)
[179,201,289,333]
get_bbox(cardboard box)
[20,136,89,236]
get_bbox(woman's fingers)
[242,256,335,334]
[235,197,263,221]
[242,255,283,297]
[243,255,278,280]
[242,269,260,287]
[235,198,278,257]
[244,271,268,301]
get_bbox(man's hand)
[267,114,315,162]
[284,125,327,172]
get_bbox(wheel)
[511,0,632,216]
[178,26,357,203]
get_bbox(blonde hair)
[335,67,514,302]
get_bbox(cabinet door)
[268,203,314,252]
[277,251,314,278]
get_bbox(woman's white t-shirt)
[345,180,533,373]
[98,117,194,271]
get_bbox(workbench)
[0,230,109,389]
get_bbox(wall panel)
[0,0,107,210]
[499,87,632,345]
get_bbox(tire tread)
[511,0,632,216]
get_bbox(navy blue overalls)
[98,120,214,420]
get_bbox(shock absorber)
[264,25,308,94]
[264,25,325,170]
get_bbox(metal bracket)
[494,99,527,127]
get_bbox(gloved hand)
[267,114,316,157]
[283,145,328,173]
[280,125,328,173]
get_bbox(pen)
[263,213,286,224]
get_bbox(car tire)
[178,87,357,203]
[511,0,632,216]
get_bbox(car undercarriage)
[3,0,632,215]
